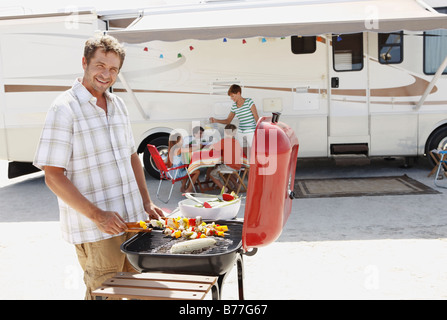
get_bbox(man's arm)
[130,152,164,219]
[44,166,127,235]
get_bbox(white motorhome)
[0,0,446,178]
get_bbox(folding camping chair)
[147,144,196,203]
[218,166,249,195]
[428,149,447,177]
[432,149,447,189]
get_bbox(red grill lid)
[242,114,299,251]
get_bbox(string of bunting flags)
[140,36,290,59]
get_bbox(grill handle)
[242,248,258,256]
[271,112,281,123]
[288,190,296,199]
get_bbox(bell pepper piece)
[139,220,148,229]
[216,225,228,232]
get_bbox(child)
[209,124,243,192]
[167,131,199,193]
[183,126,206,151]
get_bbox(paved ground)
[1,156,447,300]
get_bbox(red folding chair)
[147,144,196,203]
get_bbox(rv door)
[328,32,369,147]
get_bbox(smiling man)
[33,35,163,299]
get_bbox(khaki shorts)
[75,233,136,300]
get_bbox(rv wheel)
[426,126,447,167]
[143,135,169,179]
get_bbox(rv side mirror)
[331,77,339,88]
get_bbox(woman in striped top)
[209,84,259,154]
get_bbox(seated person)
[167,131,199,193]
[209,124,242,192]
[183,126,206,152]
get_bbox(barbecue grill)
[121,113,299,299]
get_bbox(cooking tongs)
[125,221,152,233]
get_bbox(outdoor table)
[187,149,249,174]
[186,149,249,192]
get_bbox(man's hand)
[144,202,165,220]
[92,209,128,235]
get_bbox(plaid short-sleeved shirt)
[33,78,146,244]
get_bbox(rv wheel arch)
[139,134,170,179]
[425,125,447,167]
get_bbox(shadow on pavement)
[0,175,59,222]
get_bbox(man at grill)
[33,34,164,299]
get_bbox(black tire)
[143,135,169,179]
[426,126,447,167]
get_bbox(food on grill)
[125,220,152,232]
[121,220,243,274]
[160,216,229,239]
[170,237,217,254]
[139,220,148,229]
[149,219,165,229]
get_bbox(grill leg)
[236,252,245,300]
[212,274,227,300]
[212,253,245,300]
[212,258,245,300]
[211,280,221,300]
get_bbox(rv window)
[378,32,403,64]
[332,33,363,72]
[424,29,447,75]
[424,7,447,75]
[434,6,447,13]
[291,36,316,54]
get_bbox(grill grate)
[149,237,235,255]
[124,221,243,256]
